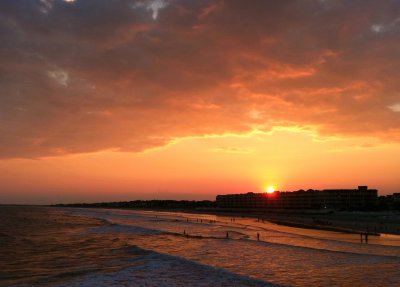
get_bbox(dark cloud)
[0,0,399,158]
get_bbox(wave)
[88,221,400,261]
[88,224,165,235]
[49,248,283,287]
[69,208,400,259]
[238,237,400,261]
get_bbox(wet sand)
[146,206,400,236]
[49,205,400,235]
[197,209,400,236]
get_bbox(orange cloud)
[0,0,399,159]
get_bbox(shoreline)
[186,209,396,236]
[53,205,400,236]
[145,207,399,236]
[265,218,380,236]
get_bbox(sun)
[266,186,275,194]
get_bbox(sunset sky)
[1,0,400,204]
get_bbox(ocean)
[1,206,400,286]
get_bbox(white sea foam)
[54,252,277,287]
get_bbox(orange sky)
[0,0,400,203]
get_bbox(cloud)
[248,109,263,120]
[47,69,69,86]
[38,0,76,14]
[388,103,400,112]
[371,17,400,34]
[213,147,252,154]
[371,24,385,33]
[0,0,400,158]
[132,0,169,20]
[39,0,53,14]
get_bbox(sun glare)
[266,186,275,194]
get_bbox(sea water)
[1,206,400,286]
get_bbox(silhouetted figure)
[183,230,186,235]
[257,232,260,241]
[226,232,229,239]
[360,233,363,243]
[365,233,369,243]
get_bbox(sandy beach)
[186,208,400,236]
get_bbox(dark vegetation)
[54,200,217,210]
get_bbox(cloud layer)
[0,0,400,158]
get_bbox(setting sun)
[266,186,275,194]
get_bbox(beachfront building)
[378,193,400,210]
[216,186,378,211]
